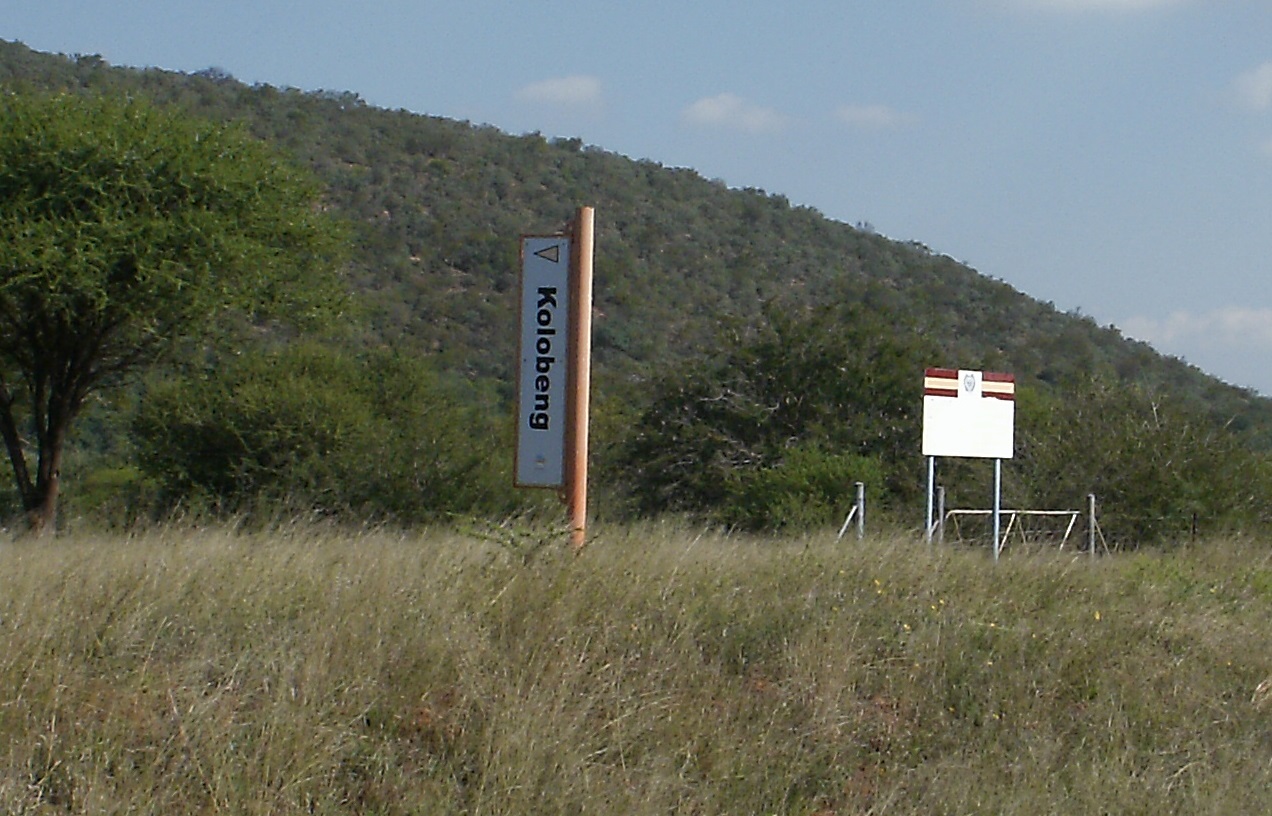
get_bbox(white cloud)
[1234,62,1272,112]
[1122,307,1272,350]
[515,75,602,108]
[835,104,918,130]
[682,93,788,134]
[1122,307,1272,393]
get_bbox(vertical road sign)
[515,236,572,487]
[514,208,594,549]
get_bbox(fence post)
[937,486,946,545]
[855,481,865,540]
[1087,493,1096,557]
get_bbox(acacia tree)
[0,91,345,532]
[620,300,936,529]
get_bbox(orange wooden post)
[566,206,594,550]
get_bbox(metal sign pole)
[925,456,936,543]
[993,458,1002,561]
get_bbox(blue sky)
[7,0,1272,393]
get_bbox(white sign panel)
[516,236,572,487]
[921,368,1015,459]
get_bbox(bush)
[720,444,885,531]
[617,300,935,530]
[1009,377,1272,545]
[133,343,524,523]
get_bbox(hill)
[3,39,1269,435]
[6,40,1272,539]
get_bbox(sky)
[7,0,1272,394]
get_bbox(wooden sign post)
[565,207,594,549]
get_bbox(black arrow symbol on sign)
[533,244,561,263]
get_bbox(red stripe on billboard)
[981,372,1015,401]
[924,368,959,398]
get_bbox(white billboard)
[921,368,1015,459]
[515,237,572,487]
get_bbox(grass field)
[1,521,1270,814]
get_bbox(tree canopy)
[618,301,937,529]
[0,90,346,530]
[132,343,522,524]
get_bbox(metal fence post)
[855,481,865,540]
[1087,493,1096,557]
[937,486,946,545]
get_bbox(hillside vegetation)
[3,40,1272,540]
[1,523,1270,814]
[2,41,1265,406]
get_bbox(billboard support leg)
[925,456,936,543]
[993,458,1002,561]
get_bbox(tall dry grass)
[1,521,1270,814]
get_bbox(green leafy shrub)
[618,299,934,530]
[720,444,885,531]
[133,343,523,523]
[1010,376,1272,546]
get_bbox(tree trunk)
[0,378,70,536]
[27,458,61,536]
[26,403,70,536]
[0,384,36,518]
